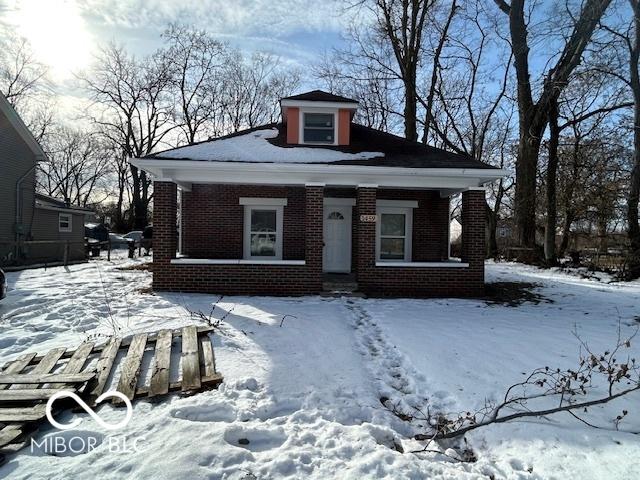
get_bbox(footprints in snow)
[224,426,287,452]
[346,299,456,428]
[168,377,299,453]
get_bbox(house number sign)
[360,214,377,223]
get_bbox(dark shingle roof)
[144,123,498,170]
[267,123,496,170]
[281,90,358,104]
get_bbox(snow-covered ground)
[1,255,639,479]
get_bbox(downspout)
[15,164,37,260]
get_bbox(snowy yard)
[1,255,640,479]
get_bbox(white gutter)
[130,157,505,178]
[130,157,505,191]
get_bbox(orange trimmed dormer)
[280,90,359,146]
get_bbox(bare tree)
[596,0,640,277]
[221,51,300,133]
[629,0,640,278]
[0,28,55,141]
[0,29,49,109]
[161,23,226,144]
[80,44,175,229]
[314,51,398,131]
[494,0,613,249]
[374,0,435,141]
[38,126,111,207]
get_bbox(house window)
[376,207,412,261]
[243,205,284,260]
[59,213,72,232]
[303,113,334,144]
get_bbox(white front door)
[323,205,352,273]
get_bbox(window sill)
[375,261,469,268]
[170,258,306,266]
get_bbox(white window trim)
[376,206,413,262]
[243,205,284,260]
[58,213,72,233]
[299,108,338,146]
[239,197,287,206]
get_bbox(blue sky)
[0,0,352,110]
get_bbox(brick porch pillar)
[153,181,177,289]
[356,186,377,283]
[305,184,324,291]
[461,188,486,292]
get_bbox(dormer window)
[303,113,335,144]
[280,90,359,146]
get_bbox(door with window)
[323,205,352,272]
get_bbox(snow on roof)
[154,128,383,164]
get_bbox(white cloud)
[77,0,350,36]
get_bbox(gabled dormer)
[280,90,359,146]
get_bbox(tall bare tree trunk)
[495,0,613,252]
[545,99,559,265]
[627,0,640,279]
[515,128,543,247]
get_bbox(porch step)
[322,282,358,294]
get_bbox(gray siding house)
[0,92,91,267]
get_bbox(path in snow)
[346,299,457,440]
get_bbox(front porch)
[152,181,486,297]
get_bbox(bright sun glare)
[8,0,93,80]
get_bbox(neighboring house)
[0,92,91,267]
[131,90,504,297]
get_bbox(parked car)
[85,223,109,242]
[123,231,143,246]
[0,268,7,300]
[109,233,135,249]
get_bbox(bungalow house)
[131,90,504,297]
[0,92,92,267]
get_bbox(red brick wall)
[153,182,485,297]
[355,188,485,298]
[154,182,177,265]
[325,188,450,266]
[153,182,323,295]
[181,184,305,260]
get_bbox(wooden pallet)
[0,325,222,460]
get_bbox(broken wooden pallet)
[0,325,222,460]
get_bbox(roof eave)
[130,157,505,191]
[0,93,48,160]
[280,99,359,110]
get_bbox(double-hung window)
[376,207,412,261]
[241,198,286,260]
[58,213,72,232]
[303,112,335,144]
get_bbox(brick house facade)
[133,90,503,297]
